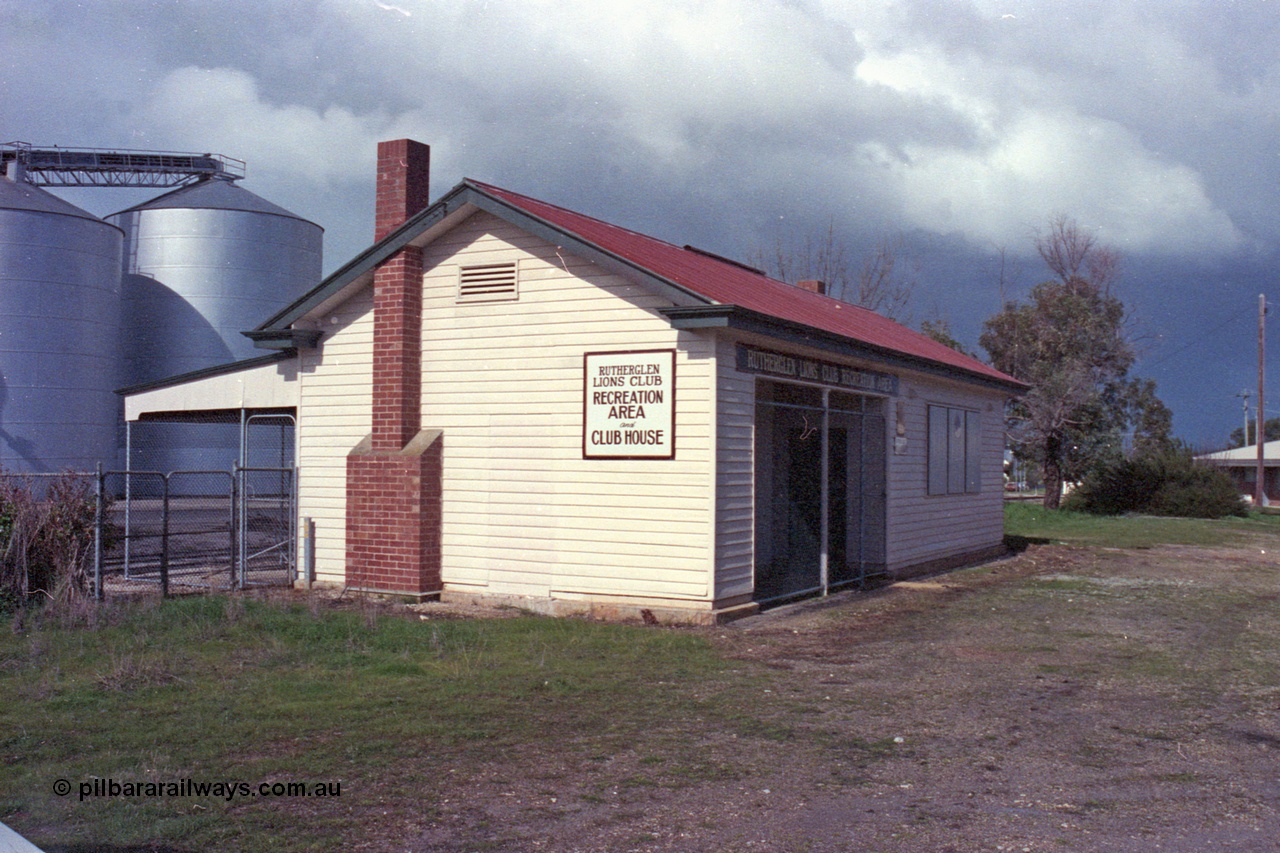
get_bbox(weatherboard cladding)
[713,336,756,601]
[415,212,715,602]
[296,285,374,583]
[271,168,1016,604]
[293,211,717,599]
[884,381,1007,571]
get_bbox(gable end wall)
[296,211,718,607]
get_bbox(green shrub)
[1065,447,1246,519]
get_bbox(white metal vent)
[457,262,518,303]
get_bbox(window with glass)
[927,405,981,495]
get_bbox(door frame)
[753,380,887,604]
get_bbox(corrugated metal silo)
[108,178,322,474]
[0,172,123,473]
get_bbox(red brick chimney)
[798,279,826,295]
[371,139,430,452]
[345,139,442,598]
[375,139,430,241]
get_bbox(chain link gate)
[234,465,296,588]
[104,465,295,594]
[107,470,236,593]
[98,410,299,594]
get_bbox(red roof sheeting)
[472,180,1022,389]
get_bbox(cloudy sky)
[4,0,1278,445]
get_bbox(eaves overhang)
[661,304,1029,395]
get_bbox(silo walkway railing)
[0,464,297,601]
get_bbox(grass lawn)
[1003,500,1280,548]
[0,597,775,852]
[4,507,1279,850]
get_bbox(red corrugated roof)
[473,180,1022,388]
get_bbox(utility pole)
[1258,294,1267,507]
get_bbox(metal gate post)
[237,463,248,589]
[819,388,830,596]
[858,407,868,588]
[301,516,315,587]
[123,423,132,578]
[229,468,238,590]
[160,473,170,598]
[93,462,104,603]
[291,466,300,582]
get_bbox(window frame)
[927,404,982,496]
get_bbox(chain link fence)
[1,463,296,601]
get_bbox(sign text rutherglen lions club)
[736,345,899,395]
[583,349,676,459]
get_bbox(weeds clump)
[0,470,102,611]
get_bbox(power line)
[1144,308,1253,370]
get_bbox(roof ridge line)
[465,178,721,258]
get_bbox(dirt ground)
[399,541,1280,853]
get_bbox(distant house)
[1197,441,1280,504]
[121,139,1027,622]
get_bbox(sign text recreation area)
[583,349,676,459]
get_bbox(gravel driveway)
[411,542,1280,852]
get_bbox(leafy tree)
[751,225,916,322]
[980,217,1170,509]
[1229,416,1280,448]
[1126,378,1174,457]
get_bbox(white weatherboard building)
[123,140,1026,622]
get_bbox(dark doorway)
[754,382,886,604]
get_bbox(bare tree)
[1037,215,1120,294]
[750,224,916,323]
[851,236,916,321]
[753,221,853,295]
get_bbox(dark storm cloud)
[4,0,1279,443]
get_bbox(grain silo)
[0,163,123,474]
[107,177,323,474]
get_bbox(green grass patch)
[1004,501,1280,548]
[0,596,773,852]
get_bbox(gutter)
[661,304,1029,394]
